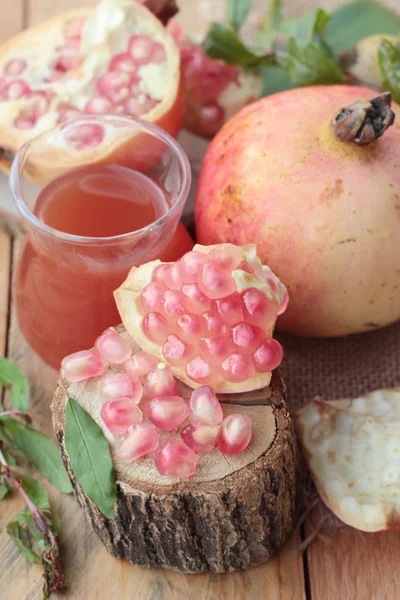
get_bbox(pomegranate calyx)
[332,91,395,145]
[141,0,178,25]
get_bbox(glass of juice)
[10,115,191,369]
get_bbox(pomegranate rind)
[295,389,400,532]
[0,0,183,176]
[114,243,285,393]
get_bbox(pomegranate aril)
[252,338,283,372]
[200,336,232,363]
[178,251,208,283]
[95,329,132,364]
[14,117,35,130]
[181,424,219,454]
[55,51,81,72]
[109,52,138,74]
[64,17,85,40]
[99,373,143,404]
[199,104,224,129]
[162,290,185,319]
[124,96,157,116]
[154,439,198,478]
[181,283,211,314]
[198,262,236,299]
[61,349,104,382]
[209,244,242,270]
[115,422,159,462]
[152,263,172,282]
[218,414,252,455]
[142,312,170,344]
[85,96,113,114]
[2,80,30,100]
[221,353,255,382]
[57,103,81,122]
[241,288,276,329]
[139,282,165,313]
[189,385,223,426]
[177,313,202,343]
[100,397,142,434]
[186,356,215,384]
[97,71,131,103]
[144,365,178,398]
[123,351,158,382]
[202,312,228,337]
[162,335,190,366]
[278,291,289,316]
[0,77,8,93]
[145,395,188,431]
[128,34,159,64]
[216,293,243,325]
[65,123,105,150]
[4,59,27,76]
[231,322,263,352]
[163,263,183,290]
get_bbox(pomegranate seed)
[200,337,232,363]
[56,103,81,122]
[85,96,113,114]
[278,291,289,315]
[14,117,35,130]
[99,372,143,404]
[181,283,211,314]
[209,245,242,270]
[61,349,104,382]
[24,91,50,120]
[163,263,183,290]
[144,365,178,398]
[202,312,228,337]
[142,312,170,344]
[0,76,8,93]
[100,397,142,434]
[97,71,131,103]
[154,439,198,478]
[221,353,255,382]
[128,34,155,64]
[252,338,283,372]
[199,104,224,129]
[216,293,243,325]
[162,290,185,319]
[152,263,172,282]
[123,95,157,116]
[115,422,159,462]
[162,335,190,366]
[64,17,85,40]
[4,59,27,76]
[95,329,132,364]
[177,313,203,343]
[110,52,138,73]
[150,42,167,63]
[178,251,208,283]
[1,80,30,100]
[145,396,188,431]
[122,351,158,382]
[198,262,236,299]
[218,414,252,455]
[55,50,81,72]
[65,123,105,150]
[181,424,220,454]
[241,288,276,329]
[189,385,223,426]
[231,322,263,352]
[140,282,165,313]
[186,356,214,384]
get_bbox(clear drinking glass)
[10,115,191,370]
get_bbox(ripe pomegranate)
[195,85,400,337]
[0,0,184,173]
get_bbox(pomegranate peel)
[114,243,286,393]
[295,389,400,532]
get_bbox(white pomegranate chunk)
[115,422,159,463]
[61,349,104,382]
[144,364,178,398]
[95,329,132,364]
[189,385,223,426]
[99,372,143,404]
[218,414,252,455]
[4,59,27,76]
[100,397,142,434]
[181,424,220,454]
[154,439,198,478]
[122,351,158,382]
[145,395,188,431]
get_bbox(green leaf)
[227,0,251,32]
[7,520,41,564]
[282,8,330,41]
[203,22,276,69]
[280,38,344,86]
[261,65,293,96]
[65,398,116,519]
[3,418,73,494]
[261,0,282,36]
[326,0,400,53]
[0,357,29,412]
[0,481,10,499]
[2,449,17,465]
[379,39,400,104]
[20,476,50,509]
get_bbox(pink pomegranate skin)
[195,85,400,337]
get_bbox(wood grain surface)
[0,1,399,599]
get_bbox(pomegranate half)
[195,85,400,337]
[0,0,184,173]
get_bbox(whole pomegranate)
[195,85,400,337]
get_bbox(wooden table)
[1,1,400,598]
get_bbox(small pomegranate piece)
[252,338,283,372]
[198,263,236,300]
[154,439,198,478]
[115,422,159,462]
[218,414,252,455]
[95,329,132,364]
[100,397,142,434]
[99,372,143,404]
[189,385,223,426]
[181,424,220,454]
[144,364,178,398]
[145,395,188,431]
[122,351,158,382]
[61,349,104,382]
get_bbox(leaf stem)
[0,409,32,423]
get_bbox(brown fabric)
[276,321,400,412]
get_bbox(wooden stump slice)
[52,325,296,574]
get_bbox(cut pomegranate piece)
[100,397,142,434]
[189,386,223,426]
[4,59,27,77]
[95,329,132,364]
[218,414,252,455]
[144,395,188,431]
[144,364,178,398]
[61,349,104,382]
[154,439,198,478]
[64,17,85,40]
[85,96,113,114]
[252,338,283,373]
[109,52,138,74]
[221,353,255,383]
[97,71,131,104]
[1,80,30,100]
[99,372,143,404]
[122,351,158,382]
[65,123,105,150]
[181,424,220,454]
[115,422,159,462]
